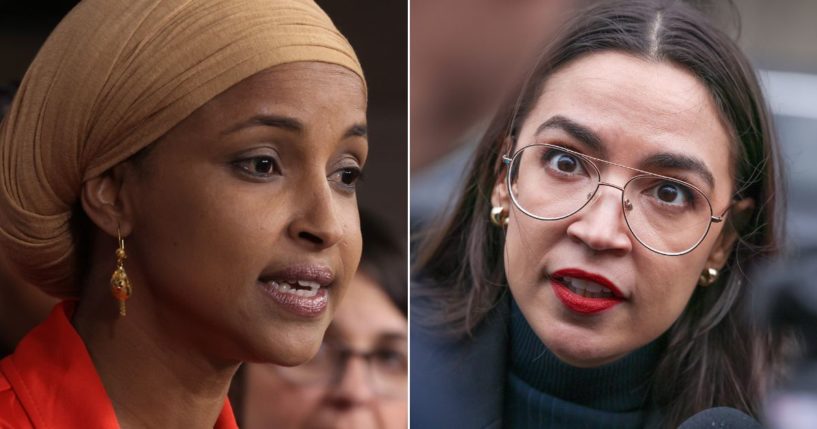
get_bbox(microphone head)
[678,407,763,429]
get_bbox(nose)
[287,178,345,250]
[566,183,633,255]
[327,355,375,409]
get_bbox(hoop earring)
[110,227,133,316]
[698,267,719,287]
[490,206,508,227]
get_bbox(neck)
[72,269,237,429]
[509,299,664,412]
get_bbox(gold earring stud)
[698,267,719,287]
[490,206,509,227]
[110,227,132,316]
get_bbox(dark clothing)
[411,289,663,428]
[505,300,662,428]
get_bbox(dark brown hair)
[414,0,787,426]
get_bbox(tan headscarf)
[0,0,364,298]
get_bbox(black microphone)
[678,407,763,429]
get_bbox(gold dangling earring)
[110,227,132,316]
[490,206,509,227]
[698,267,719,287]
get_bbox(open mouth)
[263,279,322,298]
[257,264,335,317]
[549,268,624,314]
[552,275,616,299]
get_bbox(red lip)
[550,268,624,314]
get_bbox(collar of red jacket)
[0,301,237,428]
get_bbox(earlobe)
[705,198,755,270]
[79,167,134,238]
[491,170,509,209]
[490,137,514,210]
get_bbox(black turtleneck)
[504,299,664,428]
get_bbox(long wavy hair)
[413,0,788,426]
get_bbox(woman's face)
[242,272,408,429]
[494,52,737,367]
[120,62,367,365]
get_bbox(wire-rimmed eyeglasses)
[502,144,731,256]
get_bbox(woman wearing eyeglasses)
[233,213,407,429]
[412,1,789,428]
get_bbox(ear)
[79,164,136,238]
[704,198,755,270]
[491,137,513,210]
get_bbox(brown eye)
[648,181,694,208]
[372,348,408,373]
[340,168,361,185]
[234,156,280,178]
[556,154,578,172]
[657,184,679,202]
[252,157,274,174]
[328,166,362,193]
[543,148,587,177]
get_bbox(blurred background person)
[231,212,407,429]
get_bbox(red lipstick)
[550,268,624,314]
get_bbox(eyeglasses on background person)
[270,339,408,400]
[503,143,735,256]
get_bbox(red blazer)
[0,302,237,428]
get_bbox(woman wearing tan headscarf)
[0,0,367,427]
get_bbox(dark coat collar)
[411,290,511,428]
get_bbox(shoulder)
[0,358,35,428]
[411,283,510,428]
[0,301,119,428]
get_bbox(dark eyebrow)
[323,329,407,344]
[640,152,715,189]
[535,115,606,157]
[377,332,408,343]
[535,115,715,188]
[222,114,303,135]
[344,123,368,139]
[222,115,367,141]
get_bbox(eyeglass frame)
[273,341,407,399]
[501,143,733,256]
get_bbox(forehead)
[520,52,734,190]
[198,61,367,130]
[327,273,406,344]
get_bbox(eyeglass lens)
[508,144,714,255]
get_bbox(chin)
[550,346,621,368]
[246,325,327,366]
[304,412,380,429]
[541,326,624,368]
